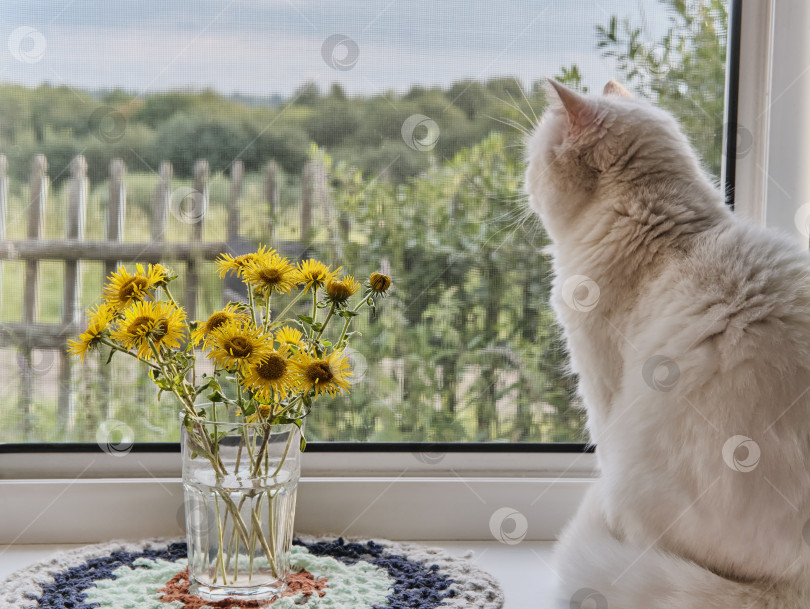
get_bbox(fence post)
[192,160,209,243]
[185,159,209,321]
[151,161,172,242]
[101,159,126,419]
[301,160,340,261]
[57,155,88,430]
[300,162,314,245]
[0,155,7,420]
[20,155,48,439]
[265,160,278,242]
[0,155,6,320]
[227,160,243,242]
[105,159,126,276]
[318,161,342,263]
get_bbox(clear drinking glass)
[181,419,300,601]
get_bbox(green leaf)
[155,378,173,391]
[338,310,359,318]
[299,435,307,452]
[297,315,314,324]
[207,390,225,403]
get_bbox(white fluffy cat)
[526,79,810,608]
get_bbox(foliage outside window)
[0,0,728,444]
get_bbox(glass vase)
[181,418,300,602]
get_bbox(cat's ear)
[545,78,597,135]
[603,80,632,98]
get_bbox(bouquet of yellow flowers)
[69,246,391,449]
[69,247,391,597]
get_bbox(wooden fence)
[0,154,334,438]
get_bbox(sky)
[0,0,671,98]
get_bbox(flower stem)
[98,338,161,370]
[336,298,367,347]
[308,287,319,346]
[214,495,228,585]
[271,288,309,325]
[268,430,294,480]
[314,304,335,342]
[263,293,272,332]
[274,394,304,422]
[163,285,180,307]
[251,426,272,478]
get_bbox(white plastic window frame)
[732,0,808,245]
[1,0,784,544]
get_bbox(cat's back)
[642,217,810,374]
[603,215,810,583]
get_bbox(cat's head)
[525,79,706,242]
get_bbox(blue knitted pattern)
[32,542,187,608]
[295,537,455,608]
[30,539,454,608]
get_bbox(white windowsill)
[0,451,597,543]
[0,540,558,609]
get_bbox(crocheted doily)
[1,536,504,608]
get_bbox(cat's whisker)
[484,114,531,136]
[514,84,540,125]
[491,93,537,131]
[492,91,536,126]
[485,206,525,225]
[478,214,527,248]
[491,218,528,254]
[495,191,530,202]
[507,89,539,130]
[483,205,543,253]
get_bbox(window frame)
[1,0,749,543]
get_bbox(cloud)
[0,0,668,95]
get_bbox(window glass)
[0,0,729,444]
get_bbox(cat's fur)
[526,79,810,608]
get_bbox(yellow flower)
[191,303,250,346]
[241,350,301,402]
[275,326,304,348]
[68,304,116,361]
[111,300,186,360]
[325,275,360,307]
[369,272,392,295]
[295,349,352,397]
[148,263,172,288]
[216,245,272,278]
[243,252,301,297]
[207,320,272,372]
[246,403,274,423]
[297,259,339,290]
[102,264,160,309]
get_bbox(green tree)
[555,64,589,93]
[304,134,585,443]
[597,0,728,177]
